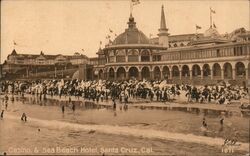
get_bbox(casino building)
[2,5,250,85]
[91,5,250,85]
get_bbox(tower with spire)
[158,5,169,47]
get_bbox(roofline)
[104,44,168,50]
[160,41,250,53]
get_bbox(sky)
[1,0,249,63]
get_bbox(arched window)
[128,49,139,62]
[141,50,150,62]
[109,50,115,63]
[116,50,126,62]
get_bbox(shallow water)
[0,95,249,155]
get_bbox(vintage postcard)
[0,0,249,155]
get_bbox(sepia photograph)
[0,0,249,155]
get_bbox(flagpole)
[130,0,133,15]
[210,8,211,27]
[13,41,15,50]
[210,7,212,28]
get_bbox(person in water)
[72,103,75,112]
[124,103,128,111]
[112,97,116,110]
[1,110,4,119]
[62,104,65,113]
[69,97,71,103]
[21,113,27,122]
[220,117,224,126]
[202,117,207,128]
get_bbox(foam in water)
[5,114,249,152]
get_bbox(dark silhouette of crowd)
[0,79,248,105]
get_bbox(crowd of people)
[0,79,248,105]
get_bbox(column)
[55,66,57,78]
[150,71,153,80]
[138,71,142,80]
[26,67,29,78]
[179,70,182,79]
[221,69,224,80]
[139,55,141,62]
[211,69,213,80]
[114,72,117,80]
[232,68,236,80]
[126,72,129,80]
[189,70,193,80]
[92,72,94,80]
[246,68,249,80]
[106,72,109,80]
[159,70,162,80]
[201,70,203,79]
[169,70,173,80]
[104,72,106,80]
[125,55,128,62]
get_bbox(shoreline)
[1,114,249,155]
[5,93,246,114]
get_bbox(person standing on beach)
[21,113,27,122]
[5,95,9,102]
[5,101,8,110]
[1,110,4,119]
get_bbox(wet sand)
[0,93,249,155]
[0,118,248,156]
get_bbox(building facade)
[2,50,88,79]
[91,5,250,85]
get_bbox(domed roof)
[113,29,150,45]
[113,14,150,45]
[204,27,220,38]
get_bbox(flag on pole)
[210,7,216,14]
[132,0,140,6]
[196,25,202,29]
